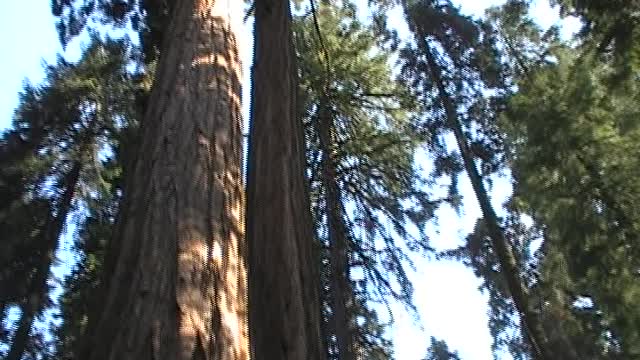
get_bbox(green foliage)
[53,162,120,360]
[51,0,170,63]
[484,0,563,81]
[295,2,436,358]
[503,49,640,358]
[423,337,461,360]
[0,35,139,359]
[554,0,640,80]
[399,0,509,200]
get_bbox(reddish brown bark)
[246,0,324,359]
[82,1,247,359]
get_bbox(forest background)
[0,0,598,359]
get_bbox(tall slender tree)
[295,3,436,358]
[397,1,552,358]
[0,37,137,360]
[6,161,82,360]
[246,0,324,359]
[54,158,122,360]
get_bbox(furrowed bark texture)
[246,0,324,359]
[317,101,355,360]
[6,161,82,360]
[83,1,248,359]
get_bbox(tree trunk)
[81,1,247,359]
[246,0,324,359]
[6,161,82,360]
[317,100,355,360]
[420,39,552,360]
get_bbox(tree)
[503,48,640,358]
[69,2,249,359]
[0,37,137,360]
[52,0,173,65]
[10,1,637,360]
[294,2,435,358]
[397,1,552,358]
[423,337,461,360]
[245,0,324,359]
[54,162,121,360]
[484,0,563,81]
[6,161,81,360]
[554,0,640,79]
[433,3,575,358]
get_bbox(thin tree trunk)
[0,127,51,304]
[316,100,355,360]
[81,1,247,359]
[420,40,552,360]
[246,0,324,359]
[6,161,82,360]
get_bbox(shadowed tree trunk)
[316,99,355,360]
[6,161,82,360]
[246,0,324,359]
[80,1,248,359]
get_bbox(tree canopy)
[1,1,639,359]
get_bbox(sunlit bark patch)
[83,1,247,359]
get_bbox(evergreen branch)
[309,0,332,84]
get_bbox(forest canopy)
[1,1,639,359]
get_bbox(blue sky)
[0,1,579,359]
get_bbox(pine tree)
[433,3,572,358]
[53,164,120,360]
[502,47,640,358]
[0,37,137,360]
[295,2,436,358]
[397,1,552,358]
[555,0,640,79]
[475,3,640,356]
[423,337,461,360]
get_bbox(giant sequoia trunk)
[420,42,552,360]
[317,101,355,360]
[246,0,324,359]
[82,1,247,359]
[6,161,82,360]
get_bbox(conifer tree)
[295,2,436,358]
[53,164,120,360]
[443,2,640,358]
[423,337,461,360]
[396,1,552,358]
[555,0,640,78]
[0,37,136,360]
[503,48,640,358]
[4,2,637,360]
